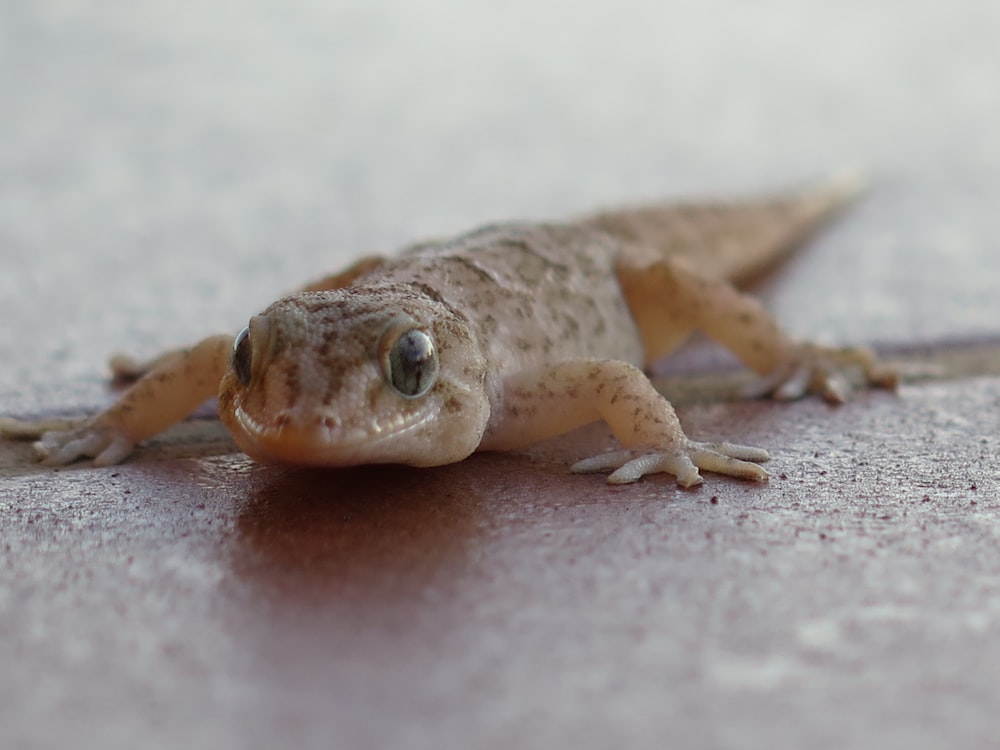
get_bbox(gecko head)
[217,286,491,468]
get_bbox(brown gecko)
[0,173,896,486]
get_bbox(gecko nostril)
[273,413,291,429]
[321,415,341,432]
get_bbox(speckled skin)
[1,175,896,486]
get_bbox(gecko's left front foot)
[744,344,897,404]
[571,440,770,487]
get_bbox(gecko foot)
[0,417,135,466]
[571,441,770,487]
[743,344,898,405]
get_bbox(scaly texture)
[0,173,896,485]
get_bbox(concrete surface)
[2,1,1000,749]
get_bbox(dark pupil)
[232,327,253,386]
[390,330,437,397]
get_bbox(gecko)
[0,173,896,487]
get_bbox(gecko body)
[1,174,896,486]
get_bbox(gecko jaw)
[226,403,436,467]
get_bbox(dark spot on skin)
[297,296,333,316]
[452,256,496,285]
[481,314,498,334]
[411,278,447,305]
[367,384,381,410]
[286,361,304,405]
[444,397,464,414]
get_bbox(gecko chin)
[224,406,443,468]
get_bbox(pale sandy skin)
[0,174,897,486]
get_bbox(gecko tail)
[581,168,870,285]
[818,165,869,204]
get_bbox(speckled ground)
[3,2,1000,748]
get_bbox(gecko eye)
[232,327,253,386]
[383,329,439,398]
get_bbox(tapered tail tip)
[821,165,870,206]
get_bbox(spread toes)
[571,441,770,487]
[743,345,898,404]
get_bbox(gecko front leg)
[479,359,770,487]
[0,334,231,465]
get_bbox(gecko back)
[581,170,866,285]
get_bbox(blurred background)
[2,0,998,399]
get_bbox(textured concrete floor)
[3,2,1000,749]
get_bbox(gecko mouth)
[225,405,434,467]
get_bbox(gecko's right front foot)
[0,417,135,466]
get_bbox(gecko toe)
[689,447,769,483]
[32,422,134,467]
[867,362,900,390]
[772,364,812,401]
[605,453,703,486]
[572,440,769,486]
[819,371,849,404]
[740,363,794,400]
[94,435,137,466]
[37,430,103,465]
[700,442,771,463]
[748,344,896,404]
[571,450,637,474]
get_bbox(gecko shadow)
[226,451,554,602]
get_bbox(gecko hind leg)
[617,257,898,405]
